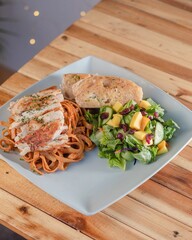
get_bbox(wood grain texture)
[83,9,192,65]
[160,0,192,12]
[36,45,79,68]
[152,164,192,199]
[0,189,91,240]
[103,197,192,240]
[19,58,58,80]
[96,0,192,45]
[66,23,192,81]
[115,0,192,29]
[129,180,192,227]
[0,0,192,239]
[1,73,37,94]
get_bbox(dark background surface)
[0,0,100,84]
[0,0,100,239]
[0,225,26,240]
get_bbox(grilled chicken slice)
[9,87,64,130]
[9,87,64,116]
[9,86,68,156]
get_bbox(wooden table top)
[0,0,192,239]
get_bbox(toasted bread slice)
[63,73,92,99]
[72,75,143,108]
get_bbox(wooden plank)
[152,164,192,199]
[173,97,192,110]
[96,0,192,45]
[171,145,192,172]
[18,58,58,81]
[168,145,192,172]
[1,72,37,94]
[0,189,91,240]
[188,141,192,148]
[129,179,192,227]
[115,0,192,29]
[160,0,192,12]
[172,154,192,172]
[103,196,192,240]
[177,146,192,172]
[0,161,152,240]
[36,45,79,68]
[81,9,192,66]
[179,145,192,161]
[66,22,192,82]
[0,86,15,107]
[51,34,192,107]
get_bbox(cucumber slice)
[99,106,113,125]
[154,122,164,145]
[123,113,133,125]
[121,151,134,161]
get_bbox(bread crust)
[63,74,92,99]
[71,75,143,108]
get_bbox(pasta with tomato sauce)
[0,87,94,175]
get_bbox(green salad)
[85,98,179,170]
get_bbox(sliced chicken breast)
[9,86,68,156]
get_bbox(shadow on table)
[0,64,15,85]
[0,224,25,240]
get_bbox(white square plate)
[0,56,192,215]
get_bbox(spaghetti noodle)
[0,99,94,175]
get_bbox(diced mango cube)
[107,119,118,127]
[157,145,168,155]
[134,131,147,140]
[140,116,150,131]
[112,101,123,112]
[107,114,122,127]
[113,114,122,125]
[139,100,151,109]
[113,113,123,119]
[129,112,143,130]
[157,140,168,155]
[157,140,167,150]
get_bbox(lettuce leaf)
[84,110,94,123]
[146,98,164,117]
[84,110,99,131]
[121,150,134,161]
[122,100,137,110]
[147,105,164,117]
[149,146,158,161]
[132,148,152,164]
[97,125,121,150]
[125,134,142,148]
[164,119,180,129]
[108,157,126,170]
[90,130,103,145]
[163,119,179,141]
[123,111,135,125]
